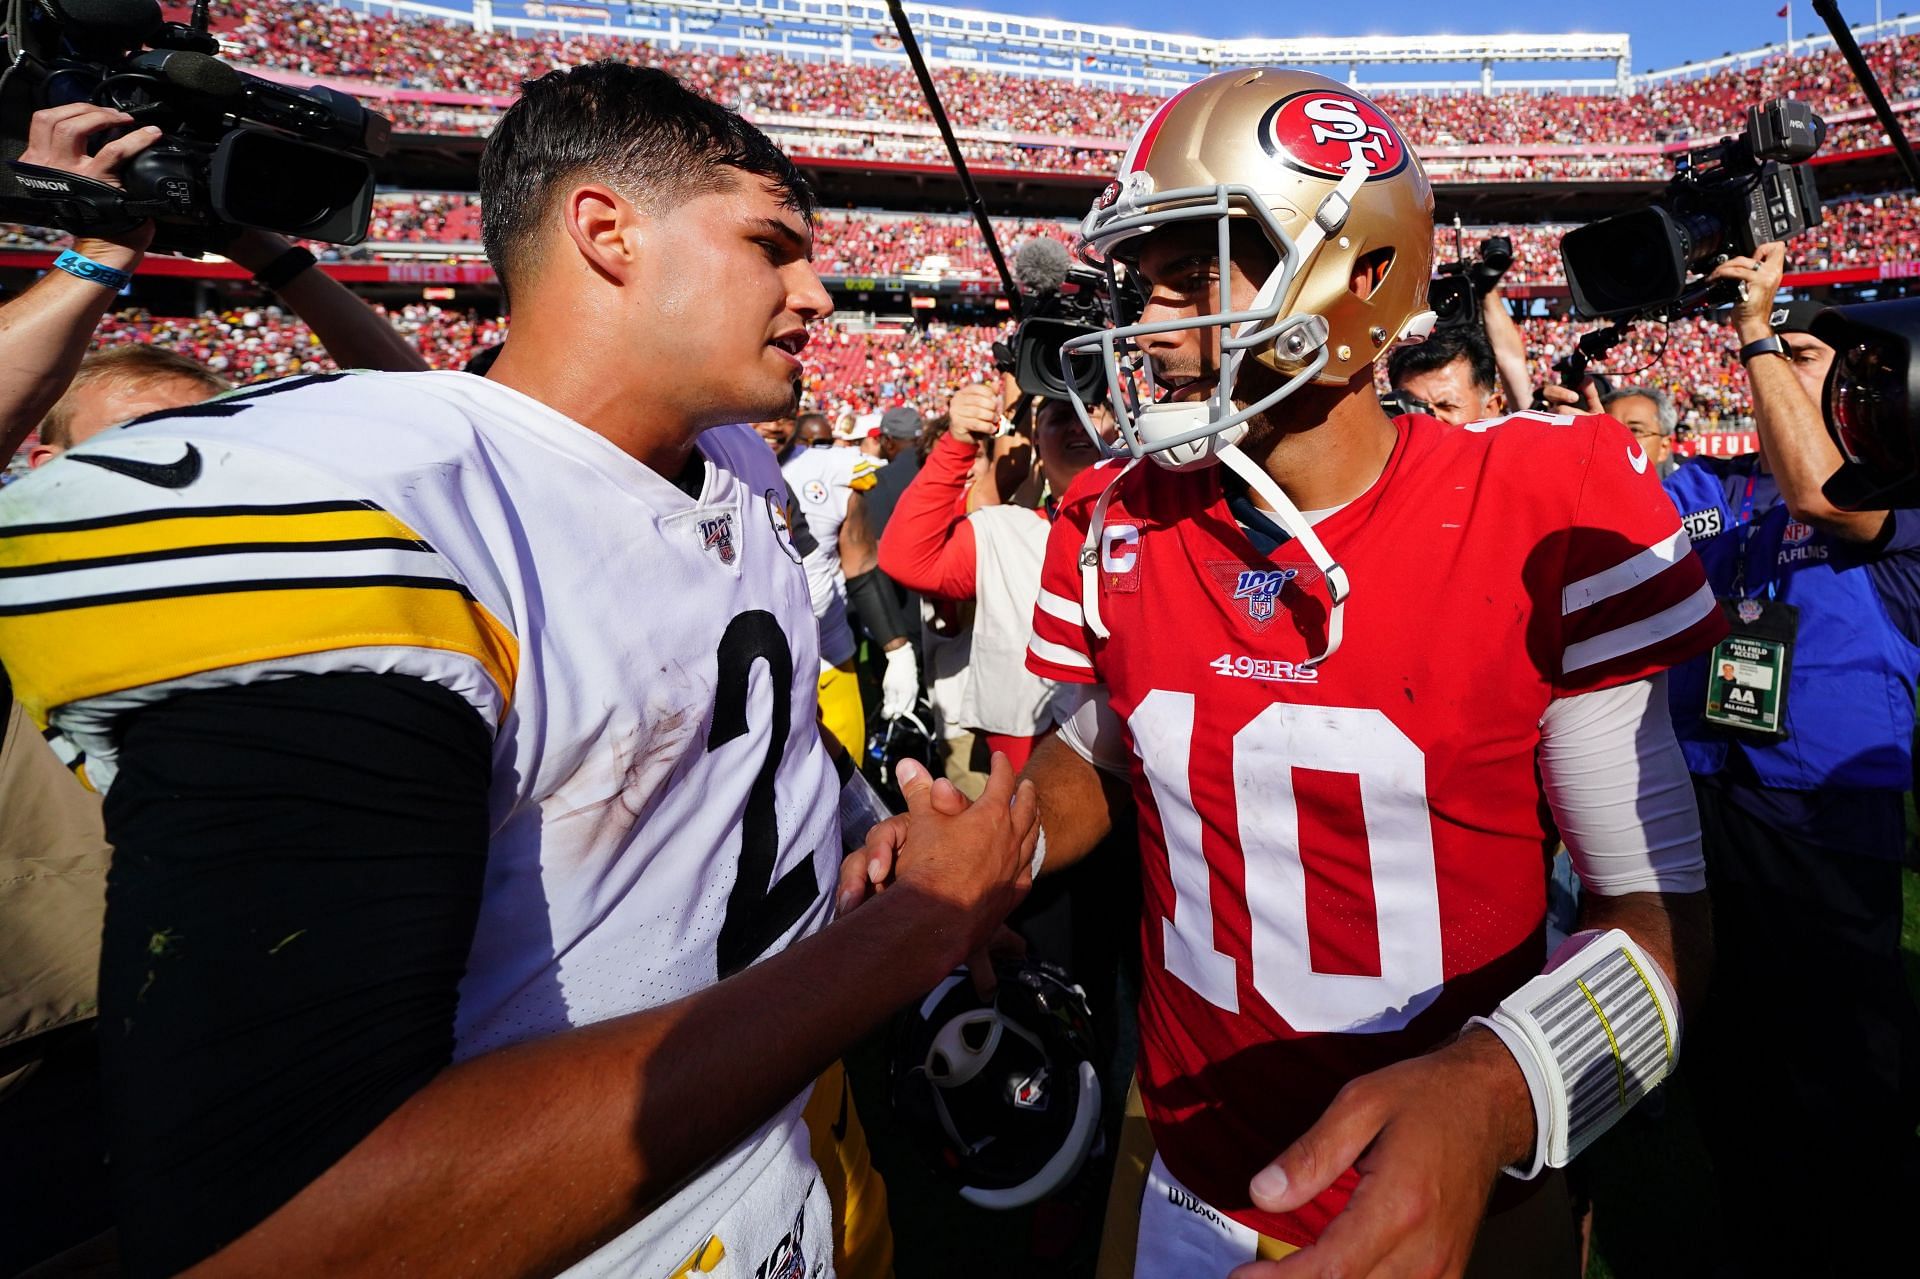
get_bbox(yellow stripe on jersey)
[0,504,424,571]
[0,580,517,727]
[849,467,879,493]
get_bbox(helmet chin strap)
[1075,444,1349,667]
[1077,160,1369,658]
[1215,442,1349,667]
[1079,458,1139,641]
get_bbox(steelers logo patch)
[802,479,829,504]
[1257,90,1409,182]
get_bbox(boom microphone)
[126,49,244,97]
[1013,236,1071,297]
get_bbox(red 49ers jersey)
[1026,412,1723,1246]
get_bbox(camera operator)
[0,104,426,459]
[1384,324,1506,426]
[1660,241,1920,1273]
[1480,283,1534,413]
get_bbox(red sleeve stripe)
[1028,634,1094,671]
[1563,581,1716,674]
[1036,587,1084,626]
[1561,528,1692,615]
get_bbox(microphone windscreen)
[160,51,245,98]
[1013,236,1071,296]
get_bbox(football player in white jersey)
[771,427,920,761]
[0,64,1038,1279]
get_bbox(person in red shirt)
[877,385,1110,767]
[851,68,1720,1279]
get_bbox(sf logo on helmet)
[1259,91,1408,181]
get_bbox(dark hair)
[478,62,815,301]
[1386,325,1497,394]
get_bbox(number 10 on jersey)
[1130,691,1446,1035]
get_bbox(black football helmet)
[890,960,1103,1209]
[864,703,934,803]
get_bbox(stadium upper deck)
[337,0,1920,95]
[211,0,1920,209]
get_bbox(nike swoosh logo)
[69,444,203,488]
[1627,442,1648,474]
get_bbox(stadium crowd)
[205,0,1920,181]
[0,302,1749,438]
[14,190,1918,291]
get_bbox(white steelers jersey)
[780,444,881,667]
[0,370,840,1278]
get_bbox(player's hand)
[1229,1029,1536,1279]
[834,763,969,915]
[946,382,1003,444]
[1710,241,1787,345]
[18,104,162,256]
[1538,380,1605,416]
[964,924,1028,999]
[880,643,921,719]
[888,752,1040,965]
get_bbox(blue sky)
[974,1,1890,76]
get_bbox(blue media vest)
[1663,456,1920,790]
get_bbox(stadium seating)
[214,0,1920,177]
[64,299,1744,435]
[23,190,1913,282]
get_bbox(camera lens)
[1832,340,1909,472]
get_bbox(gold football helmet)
[1061,67,1436,469]
[1060,69,1436,667]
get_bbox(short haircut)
[41,345,230,449]
[478,62,815,302]
[1386,325,1497,394]
[1603,385,1679,437]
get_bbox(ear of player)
[1469,928,1682,1178]
[891,960,1104,1209]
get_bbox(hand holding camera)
[17,102,162,257]
[1709,242,1788,345]
[1,0,390,255]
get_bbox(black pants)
[1687,777,1920,1276]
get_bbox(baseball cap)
[836,411,881,442]
[1769,298,1828,336]
[880,406,923,440]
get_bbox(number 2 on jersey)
[710,611,818,979]
[1131,690,1445,1034]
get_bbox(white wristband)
[1471,928,1680,1178]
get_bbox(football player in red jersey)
[848,68,1722,1278]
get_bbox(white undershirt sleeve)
[1537,671,1706,896]
[1054,683,1131,777]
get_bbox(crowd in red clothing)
[68,298,1756,432]
[14,191,1909,283]
[85,304,505,380]
[1515,315,1751,427]
[215,0,1919,180]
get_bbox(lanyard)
[1729,470,1779,602]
